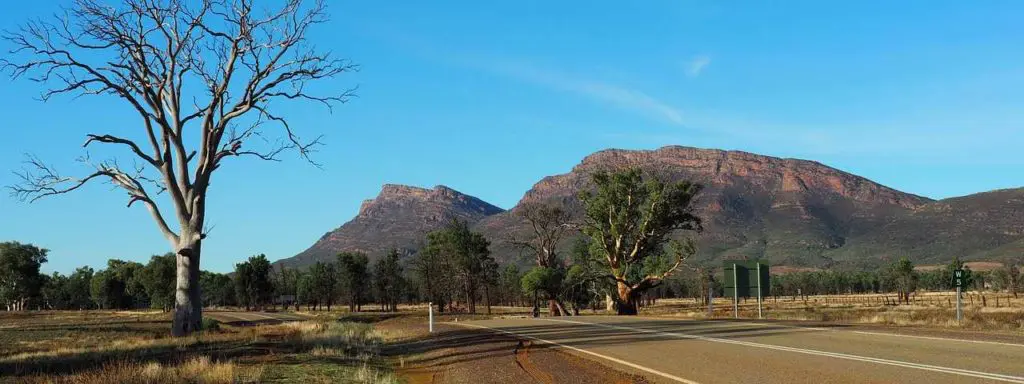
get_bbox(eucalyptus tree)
[578,169,702,315]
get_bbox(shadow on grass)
[0,333,305,378]
[336,313,403,324]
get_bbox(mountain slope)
[278,184,504,268]
[277,146,1023,270]
[830,188,1024,267]
[476,146,934,268]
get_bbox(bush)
[201,318,221,332]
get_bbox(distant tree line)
[3,171,1022,313]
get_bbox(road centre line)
[453,322,703,384]
[736,319,1024,348]
[541,318,1024,383]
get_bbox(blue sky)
[1,0,1022,274]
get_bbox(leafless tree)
[510,202,574,268]
[1,0,355,336]
[510,202,574,315]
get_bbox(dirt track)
[385,321,648,384]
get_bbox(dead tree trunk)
[2,0,355,337]
[172,238,203,335]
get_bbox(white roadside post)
[429,302,434,333]
[757,262,763,319]
[733,263,739,319]
[954,269,964,324]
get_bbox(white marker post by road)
[757,262,763,319]
[428,302,434,333]
[954,269,964,324]
[733,263,739,319]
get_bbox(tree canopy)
[579,168,702,315]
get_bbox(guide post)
[757,262,763,319]
[953,269,965,324]
[733,263,739,319]
[429,302,434,333]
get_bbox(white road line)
[543,319,1024,383]
[740,319,1024,348]
[644,316,1024,348]
[847,330,1024,348]
[453,322,702,384]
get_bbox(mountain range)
[276,146,1023,270]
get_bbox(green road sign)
[723,260,770,298]
[953,269,965,288]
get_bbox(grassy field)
[642,292,1024,332]
[0,311,401,383]
[1,297,1019,383]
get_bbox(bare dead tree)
[1,0,355,336]
[510,202,574,315]
[510,202,574,268]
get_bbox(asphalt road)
[205,310,309,325]
[455,316,1024,384]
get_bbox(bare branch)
[4,0,354,252]
[8,154,179,243]
[84,134,160,166]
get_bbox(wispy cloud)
[355,24,687,126]
[482,61,685,125]
[686,55,711,77]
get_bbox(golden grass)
[26,356,264,384]
[3,311,400,383]
[645,294,1024,332]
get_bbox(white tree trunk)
[172,237,203,336]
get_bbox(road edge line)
[543,318,1024,384]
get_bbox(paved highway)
[456,316,1024,384]
[205,310,309,325]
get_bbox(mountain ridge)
[275,146,1023,270]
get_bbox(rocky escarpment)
[278,184,504,268]
[277,146,1024,270]
[476,146,933,268]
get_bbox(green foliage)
[578,168,702,313]
[274,265,299,308]
[139,253,177,311]
[337,252,370,312]
[520,267,563,297]
[0,242,49,310]
[90,269,124,309]
[497,264,525,306]
[414,219,495,313]
[307,261,337,310]
[200,271,235,307]
[234,254,274,310]
[87,259,147,310]
[373,249,405,312]
[42,267,95,310]
[200,317,221,332]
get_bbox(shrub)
[201,318,220,332]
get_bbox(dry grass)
[28,356,264,384]
[643,293,1024,332]
[1,311,400,384]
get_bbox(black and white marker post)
[953,269,965,324]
